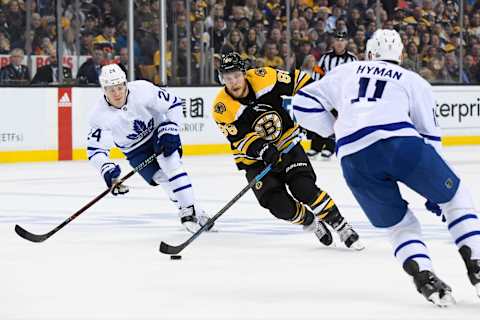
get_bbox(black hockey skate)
[304,220,333,246]
[403,260,455,307]
[459,245,480,297]
[324,208,364,250]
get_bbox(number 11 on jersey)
[351,77,387,104]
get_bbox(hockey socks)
[388,210,434,273]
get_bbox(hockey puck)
[170,255,182,260]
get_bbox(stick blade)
[15,225,49,243]
[159,241,184,255]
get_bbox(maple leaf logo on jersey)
[126,118,155,140]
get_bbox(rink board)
[0,85,479,163]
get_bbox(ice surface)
[1,147,479,319]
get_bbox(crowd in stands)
[0,0,478,85]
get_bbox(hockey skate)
[306,149,320,159]
[319,149,333,161]
[459,245,480,297]
[304,219,333,246]
[403,260,455,307]
[323,208,364,250]
[179,206,214,234]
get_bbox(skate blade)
[183,222,201,234]
[429,292,456,307]
[349,240,365,251]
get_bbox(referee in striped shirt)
[312,31,358,80]
[307,31,357,160]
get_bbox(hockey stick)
[14,153,158,243]
[159,141,298,255]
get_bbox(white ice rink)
[1,147,480,319]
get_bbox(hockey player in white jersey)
[87,64,211,233]
[292,29,480,306]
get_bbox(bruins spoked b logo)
[253,111,282,141]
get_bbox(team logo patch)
[253,110,282,141]
[126,118,154,140]
[255,68,266,77]
[445,178,454,189]
[255,181,263,190]
[214,102,227,114]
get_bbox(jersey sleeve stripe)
[297,90,326,108]
[88,151,108,160]
[293,105,325,113]
[420,133,441,141]
[87,146,108,151]
[294,72,311,95]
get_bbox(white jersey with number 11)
[292,60,441,160]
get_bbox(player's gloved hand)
[258,143,280,166]
[425,200,446,222]
[155,121,181,157]
[101,163,130,196]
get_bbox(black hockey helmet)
[219,52,247,74]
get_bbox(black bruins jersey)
[212,67,313,170]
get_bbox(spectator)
[461,54,480,83]
[62,28,77,56]
[31,49,73,84]
[77,47,107,85]
[262,42,284,68]
[93,15,116,50]
[221,29,245,55]
[5,0,25,48]
[211,16,228,53]
[402,41,421,72]
[118,47,141,80]
[0,48,29,84]
[82,14,99,36]
[279,42,296,70]
[80,31,95,55]
[0,30,10,54]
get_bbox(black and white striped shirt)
[312,50,358,80]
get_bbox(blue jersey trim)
[297,90,325,108]
[420,133,441,142]
[88,151,108,160]
[336,121,416,152]
[293,105,325,113]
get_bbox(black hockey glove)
[258,143,280,166]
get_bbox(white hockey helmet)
[99,64,127,90]
[366,29,403,63]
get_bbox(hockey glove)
[101,163,129,196]
[425,200,446,222]
[258,143,280,166]
[155,122,181,157]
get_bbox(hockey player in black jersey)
[211,52,363,250]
